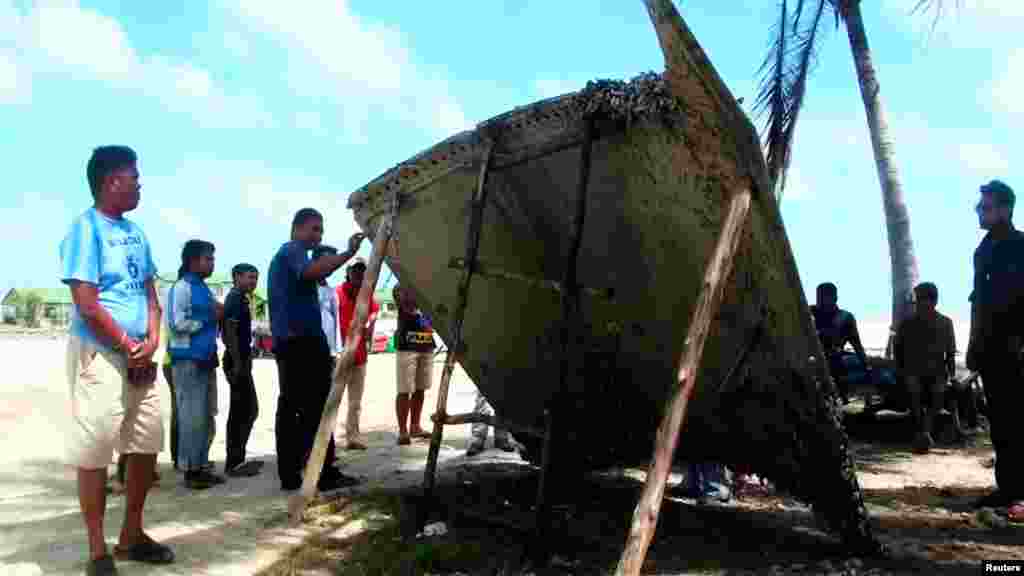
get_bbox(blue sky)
[1,0,1020,343]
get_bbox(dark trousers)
[164,363,177,467]
[980,355,1024,498]
[906,374,943,439]
[948,381,980,430]
[828,354,850,401]
[223,354,258,472]
[274,335,338,488]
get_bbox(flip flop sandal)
[410,430,432,439]
[397,435,411,446]
[114,539,175,565]
[87,554,117,576]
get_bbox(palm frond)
[753,0,790,192]
[754,0,831,201]
[910,0,960,35]
[776,0,829,196]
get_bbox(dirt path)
[0,335,503,575]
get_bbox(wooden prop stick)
[288,215,393,523]
[421,141,495,500]
[614,188,751,576]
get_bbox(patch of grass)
[257,489,489,576]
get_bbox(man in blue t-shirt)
[268,208,366,492]
[59,146,174,573]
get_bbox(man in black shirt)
[221,263,263,477]
[393,285,436,445]
[967,180,1024,515]
[810,282,871,403]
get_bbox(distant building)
[1,288,74,328]
[1,289,16,323]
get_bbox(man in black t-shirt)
[810,282,871,403]
[221,263,263,477]
[393,285,436,445]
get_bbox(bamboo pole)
[614,188,751,576]
[421,141,496,500]
[288,215,393,523]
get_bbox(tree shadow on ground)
[0,446,525,575]
[257,462,1011,575]
[841,410,993,476]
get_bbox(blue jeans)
[687,462,729,500]
[173,360,216,472]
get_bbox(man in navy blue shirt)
[268,208,366,492]
[967,180,1024,516]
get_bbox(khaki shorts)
[396,351,433,395]
[65,335,164,469]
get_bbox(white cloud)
[29,0,139,82]
[223,29,249,59]
[294,110,322,132]
[0,50,28,104]
[145,57,274,129]
[157,206,203,240]
[534,78,580,100]
[3,0,271,127]
[0,1,29,104]
[778,166,812,201]
[987,47,1023,125]
[884,0,1024,40]
[227,0,466,138]
[434,98,472,136]
[957,142,1010,178]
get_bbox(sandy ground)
[0,334,1007,575]
[0,335,518,575]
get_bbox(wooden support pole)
[431,411,546,439]
[614,188,751,576]
[288,215,393,523]
[421,141,496,501]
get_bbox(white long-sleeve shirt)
[318,284,340,354]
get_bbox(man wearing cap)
[334,257,379,451]
[967,180,1024,518]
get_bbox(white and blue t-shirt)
[59,207,156,350]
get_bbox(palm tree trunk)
[842,0,920,334]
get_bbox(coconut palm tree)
[755,0,940,334]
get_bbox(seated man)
[810,282,870,404]
[893,282,956,453]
